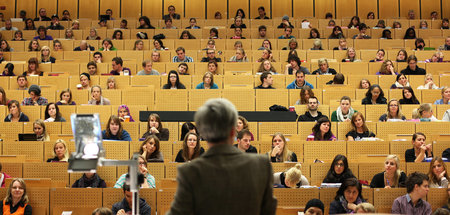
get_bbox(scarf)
[339,195,363,213]
[76,174,101,188]
[336,107,355,122]
[96,96,106,105]
[394,81,410,88]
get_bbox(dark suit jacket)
[167,144,277,215]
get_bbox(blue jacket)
[102,129,132,141]
[286,80,314,89]
[196,82,219,89]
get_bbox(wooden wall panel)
[16,0,37,19]
[358,0,378,19]
[185,0,205,18]
[420,0,440,19]
[206,0,227,19]
[37,0,57,17]
[58,0,78,19]
[315,0,335,19]
[272,0,292,18]
[379,0,398,19]
[2,0,16,19]
[293,0,314,18]
[163,0,184,18]
[79,0,99,19]
[121,0,141,18]
[249,0,270,19]
[442,0,450,19]
[229,0,249,19]
[399,0,419,19]
[100,0,119,19]
[143,0,163,19]
[336,0,356,18]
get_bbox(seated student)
[346,113,375,141]
[186,17,200,29]
[139,135,164,162]
[282,38,298,50]
[230,16,246,28]
[114,156,156,188]
[175,132,205,162]
[361,84,387,105]
[390,74,410,89]
[312,58,337,75]
[102,115,132,141]
[334,38,348,50]
[112,184,151,215]
[255,6,269,19]
[229,48,248,62]
[110,57,131,76]
[176,63,189,75]
[434,87,450,105]
[266,132,297,162]
[304,199,324,215]
[0,178,32,214]
[329,26,345,39]
[273,163,309,188]
[44,103,66,122]
[401,55,426,75]
[196,72,218,89]
[141,113,170,141]
[284,55,310,75]
[93,52,103,63]
[278,27,295,39]
[137,60,160,75]
[254,71,274,89]
[86,61,98,76]
[2,63,15,76]
[47,139,69,162]
[399,87,420,104]
[341,47,360,62]
[370,155,406,188]
[22,85,48,106]
[309,39,323,50]
[326,73,345,85]
[414,103,438,122]
[233,129,257,153]
[257,60,277,74]
[277,16,294,29]
[56,89,76,105]
[323,154,356,183]
[405,132,433,162]
[4,100,29,122]
[79,73,91,90]
[379,99,406,122]
[376,60,397,75]
[88,85,111,105]
[392,172,432,214]
[308,28,320,39]
[295,86,314,105]
[369,49,385,62]
[329,178,366,214]
[72,173,106,188]
[359,79,371,89]
[286,70,314,89]
[33,119,50,141]
[162,17,177,29]
[298,97,328,122]
[352,23,371,39]
[428,157,449,188]
[99,39,117,51]
[179,122,198,141]
[201,49,222,62]
[162,71,186,89]
[236,116,254,141]
[256,48,275,62]
[308,117,336,141]
[117,105,135,122]
[33,26,53,40]
[418,74,439,90]
[331,96,357,122]
[230,27,245,39]
[73,40,95,51]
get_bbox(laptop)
[18,133,38,141]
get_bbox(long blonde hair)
[285,163,303,188]
[269,133,294,162]
[34,119,50,141]
[385,154,403,187]
[4,178,29,204]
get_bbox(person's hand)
[283,20,289,26]
[116,209,127,215]
[439,170,446,180]
[150,127,159,134]
[141,178,149,188]
[285,63,292,69]
[140,165,148,175]
[347,203,357,211]
[59,100,67,104]
[427,81,434,89]
[142,144,147,151]
[420,144,428,152]
[384,185,392,189]
[344,118,351,122]
[271,145,281,157]
[119,117,125,122]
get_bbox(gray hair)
[194,98,238,143]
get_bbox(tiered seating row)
[3,38,450,52]
[0,186,445,215]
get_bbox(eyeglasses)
[139,162,146,166]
